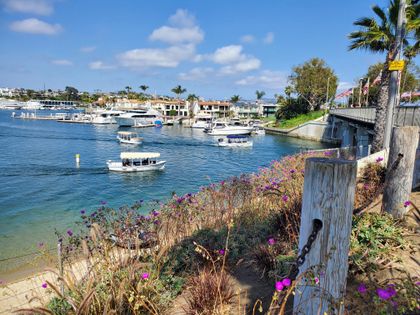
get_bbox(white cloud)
[3,0,53,15]
[220,58,261,74]
[211,45,243,64]
[80,46,96,53]
[89,61,115,70]
[240,35,255,44]
[179,67,214,81]
[168,9,196,27]
[263,32,274,44]
[235,70,288,89]
[149,26,204,44]
[10,18,62,35]
[149,9,204,44]
[204,45,261,75]
[117,44,195,69]
[51,59,72,66]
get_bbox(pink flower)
[363,183,369,190]
[376,157,384,163]
[141,273,149,280]
[314,277,319,285]
[267,238,275,246]
[282,195,289,202]
[282,278,291,287]
[275,281,284,291]
[41,282,47,289]
[357,283,367,295]
[38,242,44,248]
[403,200,411,207]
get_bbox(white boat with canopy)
[107,152,165,172]
[117,131,143,145]
[217,135,253,147]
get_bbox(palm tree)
[125,86,132,99]
[171,85,187,117]
[348,0,420,152]
[255,90,266,103]
[139,85,149,92]
[230,95,240,105]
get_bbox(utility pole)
[383,0,406,149]
[358,78,363,107]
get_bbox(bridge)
[329,106,420,126]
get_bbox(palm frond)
[372,5,388,25]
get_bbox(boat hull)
[107,161,165,172]
[218,141,253,147]
[207,128,252,136]
[118,138,142,145]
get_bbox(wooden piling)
[383,126,419,218]
[293,158,357,315]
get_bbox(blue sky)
[0,0,400,99]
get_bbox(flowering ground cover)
[12,151,419,314]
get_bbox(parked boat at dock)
[107,152,165,172]
[115,109,163,127]
[91,110,125,124]
[117,131,143,145]
[191,114,213,129]
[205,121,253,135]
[217,135,253,147]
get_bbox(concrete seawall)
[265,117,340,144]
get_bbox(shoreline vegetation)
[5,149,419,314]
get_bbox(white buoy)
[75,154,80,165]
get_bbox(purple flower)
[324,151,333,156]
[141,272,149,280]
[275,281,284,291]
[152,210,160,217]
[38,242,44,248]
[376,157,384,163]
[415,281,420,286]
[67,229,73,237]
[100,200,107,205]
[268,238,275,246]
[153,220,160,225]
[282,195,289,202]
[290,169,296,174]
[404,200,411,207]
[282,278,291,287]
[218,249,225,255]
[376,287,397,300]
[363,183,369,190]
[357,283,367,295]
[41,282,47,289]
[80,209,85,214]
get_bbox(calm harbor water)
[0,110,330,263]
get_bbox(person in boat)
[123,159,129,166]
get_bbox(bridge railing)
[329,107,376,123]
[394,106,420,127]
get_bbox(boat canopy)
[120,152,160,159]
[118,131,136,135]
[227,135,248,139]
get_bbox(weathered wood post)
[383,126,419,218]
[293,158,357,315]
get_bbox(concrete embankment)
[264,116,340,144]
